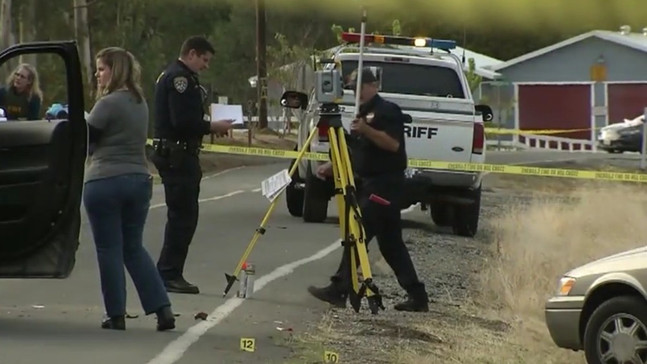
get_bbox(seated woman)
[0,63,42,120]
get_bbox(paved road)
[0,150,622,364]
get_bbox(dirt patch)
[283,162,647,364]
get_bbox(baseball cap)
[346,67,378,89]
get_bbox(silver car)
[545,246,647,364]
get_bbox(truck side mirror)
[280,91,308,110]
[475,104,494,122]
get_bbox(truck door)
[0,42,86,278]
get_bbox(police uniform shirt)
[353,94,408,177]
[154,60,210,142]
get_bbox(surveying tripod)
[222,102,385,314]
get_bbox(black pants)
[152,150,202,281]
[330,174,427,299]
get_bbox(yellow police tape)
[146,139,647,184]
[484,127,601,135]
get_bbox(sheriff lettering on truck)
[283,32,493,238]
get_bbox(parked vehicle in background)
[283,32,493,238]
[598,113,645,153]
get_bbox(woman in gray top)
[83,47,175,331]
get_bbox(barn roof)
[491,28,647,72]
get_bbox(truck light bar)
[340,32,457,50]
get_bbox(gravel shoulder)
[281,158,647,364]
[282,183,517,364]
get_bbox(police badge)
[173,76,188,93]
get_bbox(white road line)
[149,190,245,210]
[147,207,418,364]
[202,166,246,180]
[146,240,341,364]
[252,187,262,192]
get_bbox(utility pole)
[256,0,268,129]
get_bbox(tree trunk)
[18,0,37,66]
[73,0,93,87]
[0,0,16,76]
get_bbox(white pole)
[354,8,367,112]
[641,106,647,169]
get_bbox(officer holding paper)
[151,35,234,294]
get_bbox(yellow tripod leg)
[328,127,384,314]
[327,129,359,294]
[336,128,374,288]
[222,126,320,297]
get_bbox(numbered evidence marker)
[240,338,255,352]
[324,350,339,363]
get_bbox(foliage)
[465,57,482,92]
[0,0,627,126]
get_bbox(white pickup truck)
[283,33,493,237]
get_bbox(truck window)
[341,60,465,99]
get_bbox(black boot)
[307,283,347,308]
[394,286,429,312]
[101,315,126,330]
[156,305,176,331]
[164,277,200,294]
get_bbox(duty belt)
[152,138,201,153]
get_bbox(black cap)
[346,67,378,88]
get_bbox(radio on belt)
[237,262,256,298]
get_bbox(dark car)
[598,115,645,153]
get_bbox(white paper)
[261,169,292,202]
[211,104,244,125]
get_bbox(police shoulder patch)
[173,76,188,93]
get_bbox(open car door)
[0,42,86,278]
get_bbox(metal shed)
[487,26,647,150]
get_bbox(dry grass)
[392,183,647,364]
[469,184,647,362]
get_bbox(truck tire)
[451,186,481,237]
[285,157,304,217]
[429,203,451,227]
[302,162,329,223]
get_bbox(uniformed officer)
[307,67,429,312]
[152,36,234,294]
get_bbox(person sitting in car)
[0,63,42,120]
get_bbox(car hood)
[567,246,647,277]
[601,115,645,132]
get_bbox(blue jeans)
[83,173,171,317]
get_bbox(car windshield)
[340,60,465,98]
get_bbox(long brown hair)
[6,63,43,101]
[95,47,145,103]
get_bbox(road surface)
[0,150,628,364]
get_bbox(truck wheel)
[451,186,481,237]
[429,203,451,227]
[285,157,304,217]
[302,163,329,223]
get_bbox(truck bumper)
[402,170,482,206]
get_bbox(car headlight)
[556,276,576,296]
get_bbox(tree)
[465,57,482,93]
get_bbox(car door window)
[0,43,86,278]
